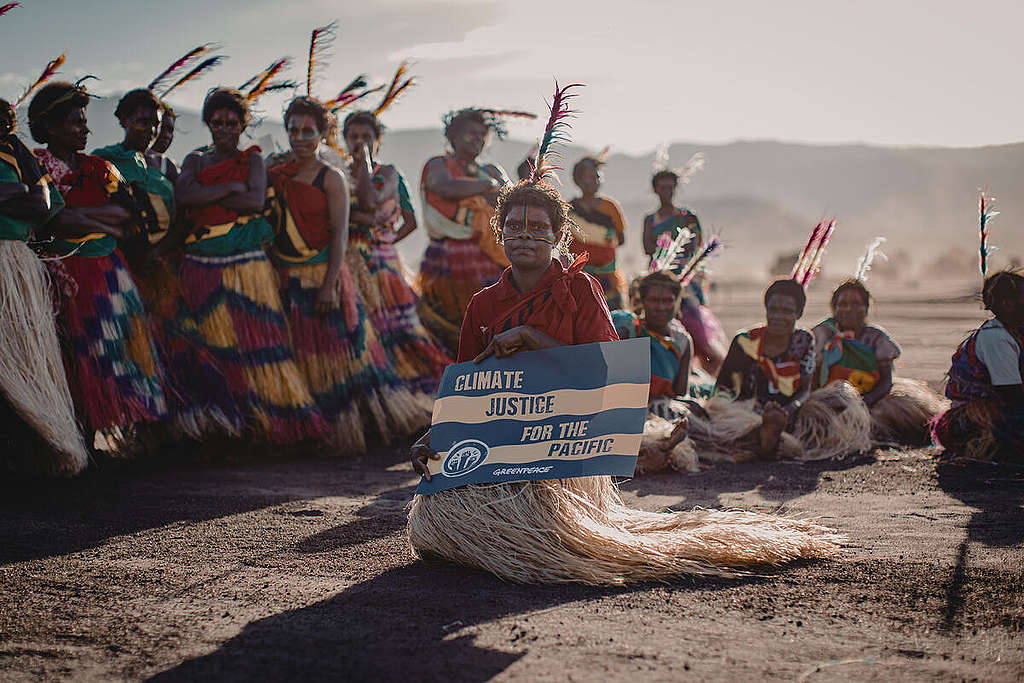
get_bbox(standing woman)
[642,165,726,374]
[176,87,325,444]
[269,96,427,452]
[146,103,179,184]
[94,88,243,439]
[0,95,88,475]
[417,108,517,355]
[568,154,628,311]
[28,80,168,446]
[343,84,451,395]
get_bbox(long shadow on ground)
[619,454,874,509]
[0,440,418,566]
[148,559,761,682]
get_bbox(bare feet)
[759,401,787,458]
[667,415,689,449]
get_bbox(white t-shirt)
[975,319,1023,386]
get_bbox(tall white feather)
[853,237,887,282]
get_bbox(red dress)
[457,255,618,362]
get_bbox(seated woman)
[268,96,427,453]
[611,270,692,406]
[175,87,325,444]
[642,168,726,374]
[813,279,947,445]
[29,80,169,449]
[708,279,871,461]
[0,97,87,476]
[934,270,1024,462]
[407,177,838,585]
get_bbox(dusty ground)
[1,287,1021,682]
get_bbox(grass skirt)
[933,399,1024,462]
[870,378,949,446]
[278,260,430,451]
[179,249,327,444]
[49,249,167,435]
[417,237,505,356]
[349,233,450,395]
[0,241,88,476]
[408,475,841,585]
[133,258,244,440]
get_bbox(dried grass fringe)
[0,241,88,476]
[870,378,949,446]
[408,475,842,585]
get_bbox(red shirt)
[457,256,619,362]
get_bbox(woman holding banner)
[407,84,840,585]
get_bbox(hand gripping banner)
[417,337,650,494]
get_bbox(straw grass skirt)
[870,378,949,446]
[180,249,327,444]
[408,475,841,585]
[278,259,429,452]
[0,241,87,476]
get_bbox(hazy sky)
[3,0,1023,152]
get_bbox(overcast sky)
[3,0,1023,153]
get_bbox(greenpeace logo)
[442,439,489,477]
[492,466,554,476]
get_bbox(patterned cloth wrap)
[719,326,815,408]
[569,196,627,310]
[813,318,900,394]
[612,310,689,398]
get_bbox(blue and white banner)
[417,337,650,494]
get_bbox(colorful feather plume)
[978,189,999,276]
[244,58,290,103]
[148,44,216,92]
[595,145,610,164]
[306,21,337,96]
[679,235,723,287]
[529,81,584,184]
[14,53,66,108]
[162,55,226,97]
[327,84,384,113]
[0,3,20,18]
[676,152,706,184]
[853,236,887,282]
[648,226,694,273]
[374,61,415,116]
[791,218,837,288]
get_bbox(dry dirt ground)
[0,287,1021,682]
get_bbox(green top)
[94,142,175,243]
[184,215,275,257]
[0,151,65,242]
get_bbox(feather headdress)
[14,53,65,108]
[528,81,583,184]
[651,142,670,173]
[162,56,226,97]
[326,83,384,113]
[978,188,999,276]
[28,75,99,122]
[306,22,337,96]
[676,152,706,184]
[0,3,20,18]
[148,44,216,92]
[648,227,694,273]
[791,218,837,288]
[678,235,723,287]
[852,237,887,282]
[374,61,414,116]
[243,58,291,103]
[443,107,537,140]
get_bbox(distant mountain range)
[20,95,1022,283]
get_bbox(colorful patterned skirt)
[0,241,88,476]
[349,231,450,395]
[933,400,1024,462]
[48,248,168,435]
[277,259,430,452]
[132,257,244,440]
[179,249,327,444]
[417,237,505,356]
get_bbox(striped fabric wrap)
[349,225,450,395]
[179,249,327,444]
[417,238,506,355]
[278,260,429,450]
[133,259,244,439]
[48,249,168,433]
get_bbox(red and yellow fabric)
[268,161,331,266]
[34,149,121,257]
[568,196,627,307]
